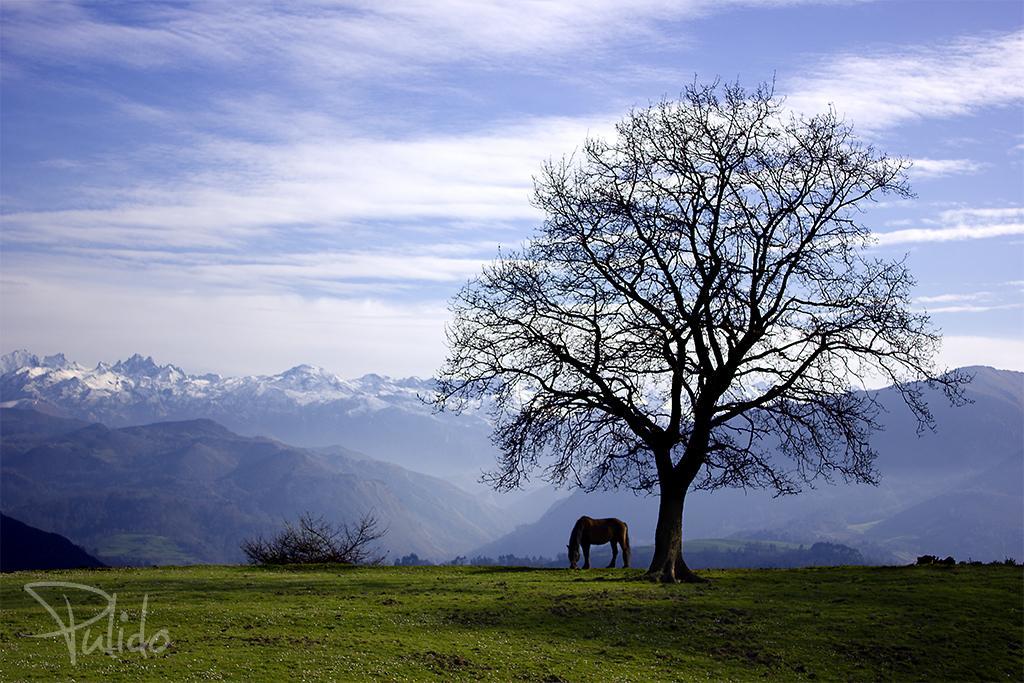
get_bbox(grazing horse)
[567,516,630,569]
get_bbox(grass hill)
[0,514,105,572]
[0,564,1019,681]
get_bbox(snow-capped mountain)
[0,350,77,375]
[0,351,494,477]
[1,352,434,412]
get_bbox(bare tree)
[435,81,968,582]
[241,512,387,565]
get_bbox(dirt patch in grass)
[413,650,489,676]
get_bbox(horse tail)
[621,522,631,568]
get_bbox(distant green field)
[683,538,803,552]
[92,534,197,566]
[1,564,1020,681]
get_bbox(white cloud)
[916,292,989,304]
[1,1,857,82]
[190,251,492,286]
[939,207,1024,223]
[0,115,612,249]
[786,30,1024,131]
[2,240,497,305]
[875,207,1024,246]
[876,223,1024,246]
[927,303,1023,314]
[909,158,984,179]
[916,285,1023,315]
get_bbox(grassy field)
[92,533,197,566]
[1,564,1021,681]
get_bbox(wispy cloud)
[927,302,1023,314]
[876,223,1024,246]
[916,292,990,304]
[786,30,1024,131]
[1,116,612,249]
[915,282,1023,318]
[188,251,493,289]
[909,158,985,179]
[3,240,499,302]
[1,1,816,83]
[875,207,1024,246]
[940,208,1024,223]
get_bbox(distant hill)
[0,407,89,449]
[0,513,105,572]
[862,454,1024,561]
[473,367,1024,563]
[0,409,508,565]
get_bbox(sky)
[1,0,1022,378]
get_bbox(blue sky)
[1,0,1022,377]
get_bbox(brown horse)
[567,516,630,569]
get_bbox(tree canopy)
[436,81,966,581]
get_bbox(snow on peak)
[111,353,162,377]
[353,373,432,391]
[41,353,74,369]
[0,349,80,374]
[0,350,448,417]
[279,364,324,378]
[1,350,40,374]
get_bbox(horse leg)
[607,540,618,568]
[582,543,591,569]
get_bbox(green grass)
[1,564,1020,681]
[675,538,803,552]
[92,534,198,566]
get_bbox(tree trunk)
[645,484,704,583]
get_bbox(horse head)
[567,542,580,569]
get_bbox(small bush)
[241,512,386,565]
[395,553,434,566]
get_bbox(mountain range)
[0,351,496,482]
[472,366,1024,563]
[2,351,1021,565]
[0,408,506,564]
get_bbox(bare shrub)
[241,512,386,565]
